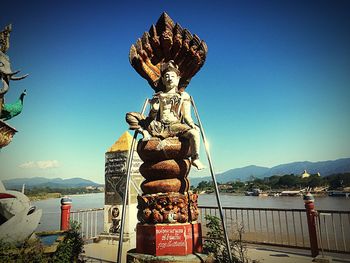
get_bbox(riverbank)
[28,192,106,201]
[29,193,61,201]
[199,190,329,197]
[26,189,104,201]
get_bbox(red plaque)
[136,223,203,256]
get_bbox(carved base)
[137,192,199,224]
[136,222,203,256]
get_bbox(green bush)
[203,214,228,262]
[203,214,250,263]
[51,221,85,263]
[0,221,85,263]
[0,238,46,263]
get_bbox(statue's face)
[162,71,180,91]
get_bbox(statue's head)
[161,60,180,91]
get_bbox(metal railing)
[198,206,350,254]
[317,210,350,253]
[69,206,350,254]
[71,208,104,241]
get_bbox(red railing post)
[60,196,72,230]
[303,192,319,257]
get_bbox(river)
[33,193,350,232]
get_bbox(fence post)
[303,192,319,257]
[60,196,72,230]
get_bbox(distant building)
[218,184,233,191]
[301,170,310,178]
[280,190,302,196]
[104,131,143,236]
[301,170,320,178]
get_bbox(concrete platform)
[127,249,214,263]
[82,239,350,263]
[82,235,135,263]
[247,244,350,263]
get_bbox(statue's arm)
[148,94,159,119]
[181,92,195,128]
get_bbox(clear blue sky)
[1,0,349,184]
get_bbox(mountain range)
[2,177,102,190]
[2,158,349,189]
[190,158,350,186]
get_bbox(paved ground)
[247,244,350,263]
[82,240,350,263]
[83,236,134,263]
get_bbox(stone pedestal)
[136,222,203,256]
[131,137,205,260]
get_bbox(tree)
[197,181,213,190]
[325,173,350,189]
[307,175,324,188]
[230,181,245,190]
[278,174,299,188]
[266,175,281,188]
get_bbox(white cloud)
[19,161,36,169]
[19,160,59,169]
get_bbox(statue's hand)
[152,102,159,111]
[142,130,152,141]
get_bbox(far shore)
[28,190,334,202]
[29,193,61,201]
[29,192,104,202]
